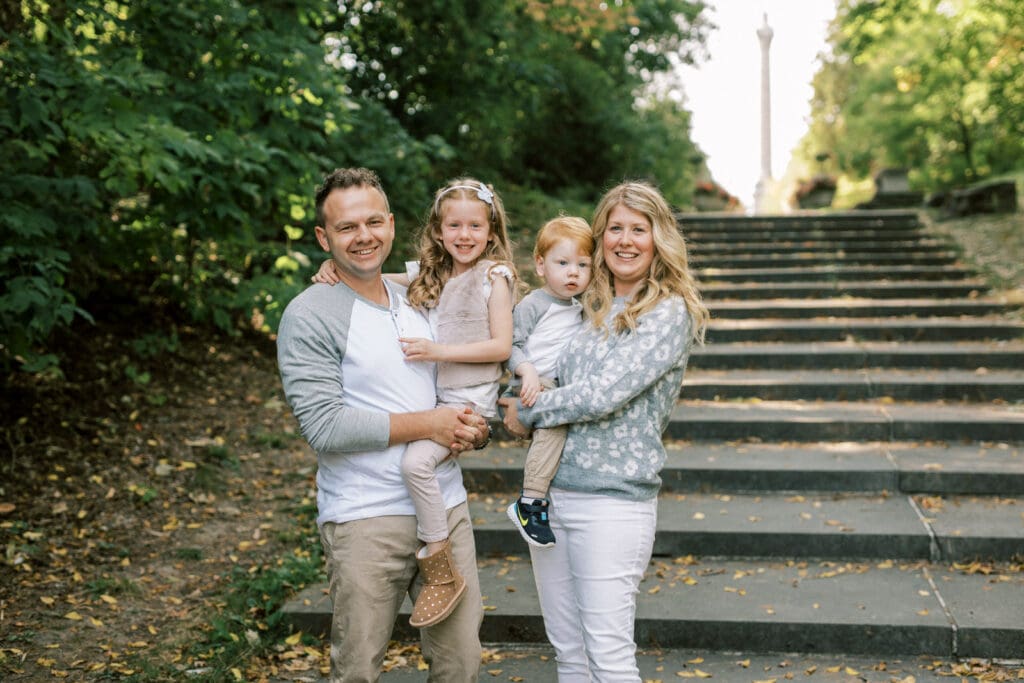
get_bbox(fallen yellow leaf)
[64,611,83,621]
[286,632,302,646]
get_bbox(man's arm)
[391,407,489,451]
[277,297,487,452]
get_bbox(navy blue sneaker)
[506,498,555,548]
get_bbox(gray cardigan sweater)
[517,296,693,501]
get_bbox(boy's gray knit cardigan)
[516,295,693,501]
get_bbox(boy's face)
[536,238,592,300]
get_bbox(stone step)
[359,648,982,683]
[663,400,1024,443]
[702,280,991,300]
[708,298,1020,319]
[463,442,1024,496]
[680,210,922,231]
[700,264,976,283]
[687,228,928,243]
[692,240,951,256]
[690,341,1024,370]
[284,557,1024,659]
[469,492,1024,561]
[706,318,1024,343]
[681,368,1024,402]
[695,252,958,269]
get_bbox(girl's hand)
[399,337,443,362]
[497,396,530,439]
[311,259,340,285]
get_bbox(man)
[276,168,487,682]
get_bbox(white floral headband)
[434,182,495,217]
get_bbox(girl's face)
[438,198,492,276]
[603,204,655,298]
[536,237,592,300]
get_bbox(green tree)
[801,0,1024,191]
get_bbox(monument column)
[754,13,774,214]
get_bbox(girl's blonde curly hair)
[407,178,518,309]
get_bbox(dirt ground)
[0,325,328,680]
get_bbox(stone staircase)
[283,210,1024,676]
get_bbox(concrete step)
[682,368,1024,402]
[680,210,923,231]
[699,264,976,283]
[469,443,1024,495]
[663,400,1024,443]
[702,280,991,300]
[463,442,1024,496]
[284,557,1024,659]
[687,228,929,243]
[709,298,1020,319]
[706,318,1024,343]
[359,648,990,683]
[690,341,1024,370]
[695,252,959,269]
[467,492,1024,561]
[692,240,951,256]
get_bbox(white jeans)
[529,488,657,682]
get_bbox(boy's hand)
[311,259,340,284]
[518,365,541,407]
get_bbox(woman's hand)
[497,396,530,439]
[311,259,340,284]
[399,337,443,362]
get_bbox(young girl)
[505,216,594,549]
[313,178,516,628]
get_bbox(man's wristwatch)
[474,423,492,450]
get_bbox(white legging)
[529,487,657,682]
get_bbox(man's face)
[315,185,395,287]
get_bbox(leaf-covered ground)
[1,207,1021,681]
[0,325,330,680]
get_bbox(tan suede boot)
[409,539,466,628]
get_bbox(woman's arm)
[517,299,692,429]
[399,276,513,363]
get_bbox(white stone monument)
[754,13,774,214]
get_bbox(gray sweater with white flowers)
[516,296,693,501]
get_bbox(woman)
[498,180,709,681]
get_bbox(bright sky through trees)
[677,0,836,208]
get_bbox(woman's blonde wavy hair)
[584,180,709,343]
[407,178,518,309]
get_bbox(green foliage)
[2,0,713,374]
[800,0,1024,192]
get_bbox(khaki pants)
[522,423,568,495]
[319,502,482,682]
[520,377,566,496]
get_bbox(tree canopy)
[1,0,710,373]
[799,0,1023,193]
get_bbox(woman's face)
[602,204,655,297]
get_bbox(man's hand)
[425,406,488,453]
[496,396,530,439]
[452,407,490,453]
[518,364,542,407]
